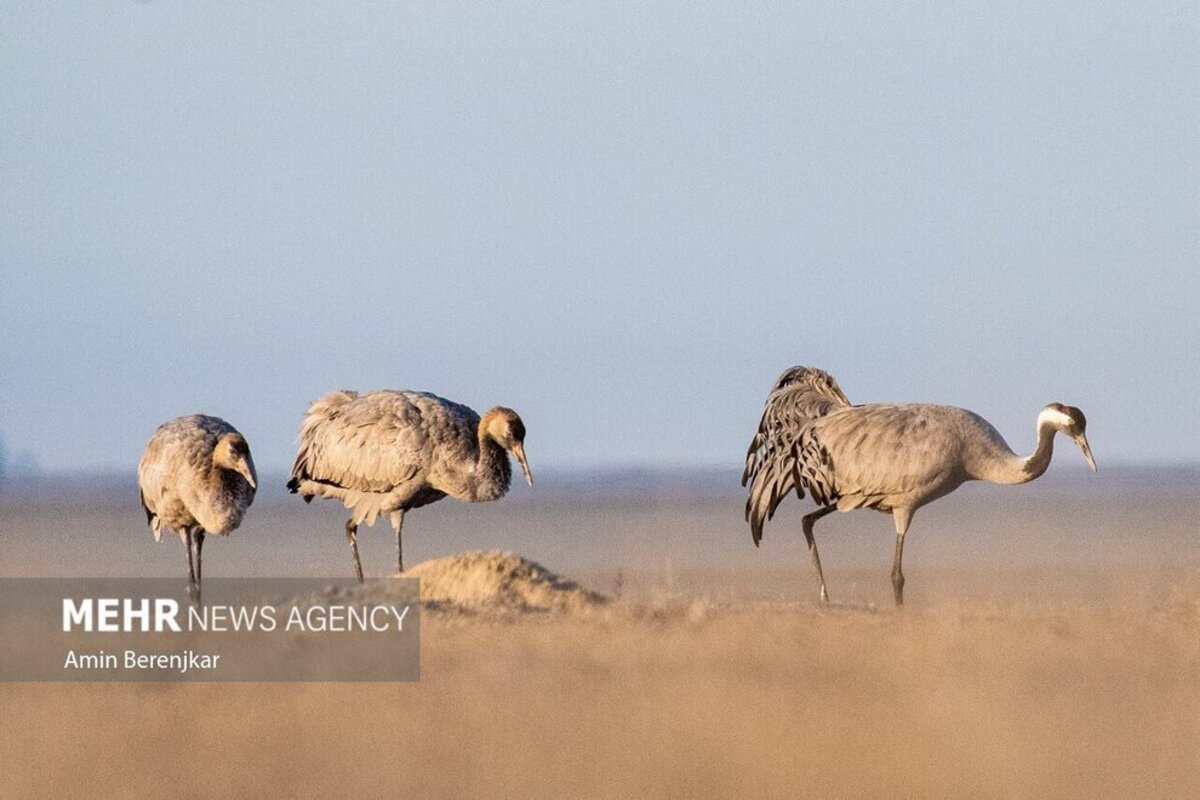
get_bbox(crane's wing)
[137,437,169,541]
[801,405,962,511]
[743,367,851,545]
[288,391,425,494]
[289,390,481,490]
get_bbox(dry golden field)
[2,471,1197,798]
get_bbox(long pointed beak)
[237,456,258,489]
[511,442,533,486]
[1075,434,1097,473]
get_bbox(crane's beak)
[237,455,258,489]
[1074,434,1097,473]
[511,442,533,486]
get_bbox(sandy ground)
[3,568,1197,798]
[1,472,1197,798]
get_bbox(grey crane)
[287,390,533,581]
[742,366,1096,606]
[138,415,257,604]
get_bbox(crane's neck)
[466,422,513,502]
[985,416,1058,485]
[1019,419,1059,482]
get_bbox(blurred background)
[1,2,1196,478]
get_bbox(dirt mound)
[404,551,608,614]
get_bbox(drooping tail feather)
[289,478,394,527]
[288,390,360,490]
[742,366,850,545]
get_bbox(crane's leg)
[194,530,205,588]
[802,506,837,604]
[891,508,913,608]
[390,510,406,574]
[345,519,364,583]
[184,528,200,606]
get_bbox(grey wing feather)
[137,437,169,541]
[137,418,202,540]
[290,391,423,492]
[802,405,966,511]
[742,367,851,545]
[288,391,478,524]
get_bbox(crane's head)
[482,407,533,486]
[213,433,258,489]
[1042,403,1096,472]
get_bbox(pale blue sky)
[1,2,1196,473]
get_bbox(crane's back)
[809,404,1013,512]
[290,390,482,497]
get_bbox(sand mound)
[404,551,608,614]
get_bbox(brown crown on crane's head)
[481,407,533,486]
[213,432,258,490]
[1042,402,1096,473]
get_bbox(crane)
[138,415,257,604]
[287,390,532,581]
[743,366,1096,606]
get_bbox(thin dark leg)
[802,506,837,603]
[194,530,205,587]
[391,510,406,574]
[891,508,913,608]
[891,534,906,607]
[184,528,200,606]
[345,519,364,583]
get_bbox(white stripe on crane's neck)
[1037,406,1074,430]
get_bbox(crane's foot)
[187,581,201,608]
[819,586,830,604]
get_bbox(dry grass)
[2,565,1197,799]
[3,480,1197,797]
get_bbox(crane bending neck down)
[977,403,1097,485]
[467,407,533,502]
[287,391,533,580]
